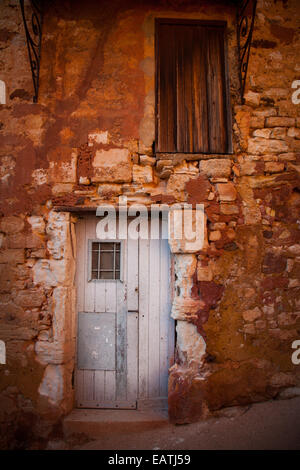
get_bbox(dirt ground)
[69,396,300,450]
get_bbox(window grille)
[90,241,121,280]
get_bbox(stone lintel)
[155,153,235,161]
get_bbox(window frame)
[155,17,233,155]
[87,239,124,282]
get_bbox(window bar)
[113,243,116,280]
[97,243,101,280]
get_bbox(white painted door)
[75,215,174,409]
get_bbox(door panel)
[75,216,137,409]
[75,215,174,410]
[77,312,115,370]
[137,236,174,409]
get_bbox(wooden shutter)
[156,20,232,154]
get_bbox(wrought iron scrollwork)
[19,0,43,103]
[237,0,257,104]
[18,0,256,105]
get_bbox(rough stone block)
[38,364,64,405]
[32,168,48,186]
[200,159,232,178]
[156,159,173,172]
[242,307,262,322]
[97,184,122,198]
[291,140,300,151]
[52,287,74,343]
[176,321,206,367]
[49,153,77,184]
[33,258,75,287]
[278,312,300,326]
[159,168,173,179]
[238,158,257,176]
[255,320,266,329]
[0,248,24,264]
[139,155,156,166]
[52,183,74,195]
[35,340,73,365]
[209,230,221,241]
[244,91,260,106]
[265,88,289,99]
[265,117,295,127]
[264,161,285,173]
[16,289,45,308]
[88,131,108,146]
[0,216,24,234]
[220,204,239,215]
[7,233,44,249]
[262,253,287,274]
[278,153,296,161]
[79,176,90,185]
[92,148,132,183]
[288,127,300,139]
[168,208,207,253]
[216,182,237,201]
[166,173,192,201]
[253,108,277,118]
[253,128,272,138]
[250,116,265,129]
[248,137,288,155]
[46,211,71,260]
[27,216,45,234]
[132,164,153,183]
[0,325,37,341]
[270,127,286,139]
[269,373,295,388]
[197,264,213,281]
[210,222,226,230]
[269,329,298,341]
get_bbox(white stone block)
[176,321,206,367]
[38,365,64,405]
[168,206,207,253]
[0,80,6,105]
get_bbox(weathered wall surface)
[0,0,300,447]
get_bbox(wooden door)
[75,215,174,410]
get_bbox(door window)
[90,241,121,280]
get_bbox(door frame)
[73,212,175,411]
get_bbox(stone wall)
[0,0,300,446]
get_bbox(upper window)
[155,19,232,154]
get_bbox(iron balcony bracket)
[237,0,257,104]
[19,0,256,105]
[19,0,43,103]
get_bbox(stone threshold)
[63,408,169,439]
